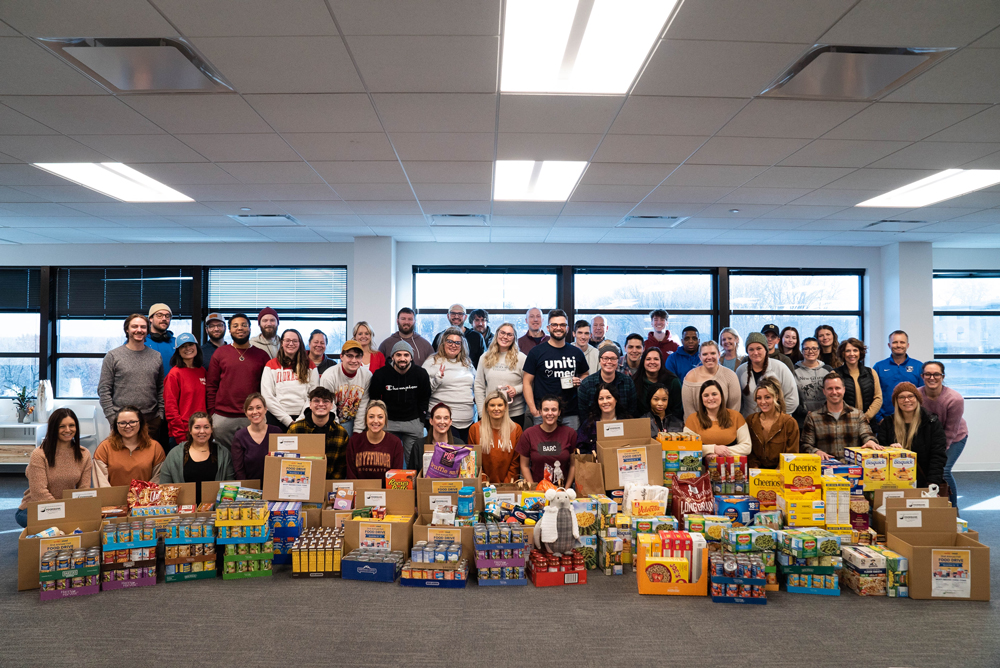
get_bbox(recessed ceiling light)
[32,163,193,202]
[500,0,679,94]
[240,207,252,211]
[856,169,1000,208]
[494,160,587,201]
[729,209,740,214]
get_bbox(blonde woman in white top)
[681,340,741,419]
[423,326,477,442]
[474,322,526,419]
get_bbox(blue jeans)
[944,436,967,510]
[14,507,27,528]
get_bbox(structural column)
[880,242,934,361]
[351,236,396,341]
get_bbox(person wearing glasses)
[919,362,968,509]
[432,303,487,368]
[93,407,166,487]
[98,313,165,439]
[873,330,923,424]
[876,383,946,491]
[474,322,527,423]
[423,327,477,443]
[202,312,227,370]
[577,341,638,424]
[521,309,589,430]
[794,337,835,424]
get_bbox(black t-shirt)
[183,456,218,505]
[523,342,589,413]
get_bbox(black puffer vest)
[836,365,876,413]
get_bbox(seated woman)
[576,383,628,455]
[93,406,166,487]
[469,390,523,484]
[747,378,799,469]
[877,383,947,489]
[231,393,283,481]
[160,412,235,504]
[15,408,93,528]
[683,380,751,457]
[515,395,576,488]
[642,382,684,437]
[346,401,405,479]
[423,402,466,446]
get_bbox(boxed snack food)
[658,432,703,486]
[888,450,916,487]
[684,514,732,542]
[777,496,826,527]
[748,469,781,510]
[845,447,916,491]
[779,453,822,492]
[821,463,863,495]
[385,469,417,490]
[714,496,758,527]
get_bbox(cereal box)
[748,468,782,510]
[642,556,689,584]
[888,450,916,488]
[779,453,822,491]
[822,463,864,495]
[821,475,851,527]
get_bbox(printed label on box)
[602,422,625,438]
[70,490,97,499]
[278,459,312,500]
[363,491,387,507]
[617,446,648,486]
[896,510,922,528]
[428,495,452,509]
[331,482,354,493]
[359,522,391,549]
[276,436,299,451]
[39,535,80,558]
[495,493,517,505]
[431,480,463,494]
[905,499,930,508]
[931,549,971,598]
[36,502,66,521]
[427,527,461,543]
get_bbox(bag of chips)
[670,473,714,523]
[426,443,473,479]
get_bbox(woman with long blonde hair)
[423,326,477,442]
[352,321,386,372]
[877,383,946,490]
[260,328,318,430]
[469,389,523,483]
[474,322,526,420]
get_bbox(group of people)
[15,303,969,528]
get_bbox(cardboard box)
[18,497,103,591]
[63,483,197,510]
[748,468,781,510]
[341,489,416,553]
[595,419,662,491]
[411,515,475,563]
[416,443,483,497]
[779,452,822,490]
[201,479,261,504]
[305,479,383,528]
[885,502,990,601]
[871,489,949,535]
[263,433,328,503]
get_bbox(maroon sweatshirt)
[206,345,270,417]
[345,432,405,479]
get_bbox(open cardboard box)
[635,549,709,596]
[340,488,416,553]
[63,482,197,511]
[595,419,661,494]
[201,479,261,505]
[872,489,951,536]
[415,443,483,498]
[18,497,103,591]
[306,479,383,528]
[412,515,475,565]
[263,433,327,503]
[885,501,989,601]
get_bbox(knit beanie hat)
[390,340,414,357]
[892,382,922,406]
[148,303,172,318]
[258,307,279,324]
[745,332,768,350]
[597,340,620,359]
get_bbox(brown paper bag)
[573,453,605,496]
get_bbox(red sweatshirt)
[206,345,270,417]
[164,366,207,441]
[345,432,405,479]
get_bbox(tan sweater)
[19,445,94,510]
[681,365,742,419]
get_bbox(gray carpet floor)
[0,472,998,668]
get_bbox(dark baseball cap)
[761,324,780,337]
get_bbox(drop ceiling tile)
[1,95,163,135]
[951,150,1000,170]
[491,202,564,215]
[825,168,939,190]
[821,207,911,221]
[649,229,726,243]
[763,205,849,218]
[253,227,326,242]
[421,200,490,215]
[314,228,372,241]
[412,183,489,200]
[669,0,857,43]
[610,96,746,136]
[312,160,408,184]
[0,185,47,202]
[0,215,104,228]
[496,133,602,161]
[885,48,1000,104]
[327,183,414,201]
[373,93,496,133]
[72,134,208,163]
[719,100,869,139]
[282,133,397,161]
[893,207,987,222]
[489,215,558,227]
[646,185,733,203]
[738,218,813,230]
[820,0,1000,47]
[971,26,1000,48]
[628,202,709,217]
[0,0,174,36]
[552,216,621,228]
[490,227,549,241]
[0,21,14,36]
[780,140,913,167]
[924,106,1000,143]
[347,36,498,93]
[244,94,380,133]
[745,166,856,188]
[131,202,222,216]
[822,103,988,141]
[62,202,156,217]
[154,0,338,36]
[359,215,428,227]
[0,38,106,95]
[717,188,814,205]
[0,104,59,134]
[431,227,490,242]
[942,192,1000,208]
[935,235,1000,248]
[131,163,240,185]
[868,141,1000,169]
[31,228,118,243]
[592,135,707,163]
[177,184,268,201]
[123,95,272,134]
[947,210,1000,223]
[663,165,767,187]
[176,133,299,162]
[633,40,807,97]
[403,161,492,184]
[0,164,76,186]
[561,202,634,216]
[580,163,677,186]
[102,216,185,227]
[913,221,994,233]
[0,202,88,217]
[218,162,324,185]
[349,200,424,214]
[687,137,810,166]
[676,217,751,230]
[199,201,289,216]
[0,135,110,162]
[195,227,272,242]
[10,185,117,204]
[252,185,341,200]
[391,133,494,161]
[0,228,76,244]
[86,227,211,243]
[499,95,623,134]
[790,189,884,206]
[700,203,779,217]
[330,0,500,35]
[569,185,651,203]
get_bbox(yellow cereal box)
[637,533,661,558]
[822,475,851,526]
[749,468,782,510]
[779,453,822,490]
[642,556,689,584]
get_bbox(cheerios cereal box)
[779,453,822,491]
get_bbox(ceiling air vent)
[37,37,233,93]
[228,214,300,227]
[617,215,689,228]
[429,214,489,227]
[761,45,953,101]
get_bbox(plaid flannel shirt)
[800,404,877,459]
[287,412,349,480]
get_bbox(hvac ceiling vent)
[761,45,953,101]
[228,214,300,227]
[862,219,928,231]
[37,37,233,93]
[429,214,489,227]
[617,215,689,228]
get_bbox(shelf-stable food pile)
[20,425,987,603]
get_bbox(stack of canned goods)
[527,549,584,575]
[222,540,274,575]
[38,548,101,591]
[217,524,267,539]
[403,558,470,581]
[344,548,405,565]
[215,500,267,522]
[165,516,216,539]
[101,519,157,545]
[709,553,768,599]
[411,540,461,564]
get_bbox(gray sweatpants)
[211,414,250,451]
[387,418,425,470]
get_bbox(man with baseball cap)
[250,307,280,358]
[761,324,794,372]
[368,340,431,468]
[145,303,176,377]
[202,312,226,370]
[319,340,372,435]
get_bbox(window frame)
[412,265,562,324]
[932,270,1000,398]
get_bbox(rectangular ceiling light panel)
[494,160,587,201]
[501,0,678,94]
[33,163,194,202]
[856,169,1000,208]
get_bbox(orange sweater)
[468,420,522,484]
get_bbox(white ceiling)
[0,0,999,246]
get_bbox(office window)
[728,271,863,351]
[933,272,1000,397]
[0,269,41,396]
[55,268,193,398]
[414,267,558,343]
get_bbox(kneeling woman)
[684,380,751,457]
[515,395,576,488]
[160,412,235,504]
[469,390,522,484]
[346,401,405,479]
[747,378,799,469]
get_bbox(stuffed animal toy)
[533,487,580,555]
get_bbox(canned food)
[56,552,71,571]
[55,578,68,590]
[102,526,115,545]
[116,525,131,543]
[71,576,85,589]
[85,550,99,567]
[711,581,724,597]
[40,580,56,592]
[39,553,56,573]
[141,526,155,541]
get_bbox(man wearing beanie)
[250,307,280,358]
[145,303,176,377]
[876,382,947,490]
[368,340,431,468]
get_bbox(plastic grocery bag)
[426,443,472,479]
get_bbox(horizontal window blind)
[208,267,347,315]
[56,268,192,318]
[0,268,39,312]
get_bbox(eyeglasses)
[802,346,820,352]
[448,311,466,317]
[922,373,943,379]
[897,394,918,402]
[116,420,139,428]
[549,324,567,329]
[445,339,463,346]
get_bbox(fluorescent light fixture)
[501,0,678,94]
[32,163,193,202]
[856,169,1000,208]
[494,160,587,201]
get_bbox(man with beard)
[99,313,165,436]
[522,309,590,430]
[469,309,492,348]
[202,312,226,370]
[368,341,432,468]
[206,313,271,449]
[431,303,486,368]
[250,307,280,358]
[377,307,435,367]
[664,326,702,380]
[145,303,176,377]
